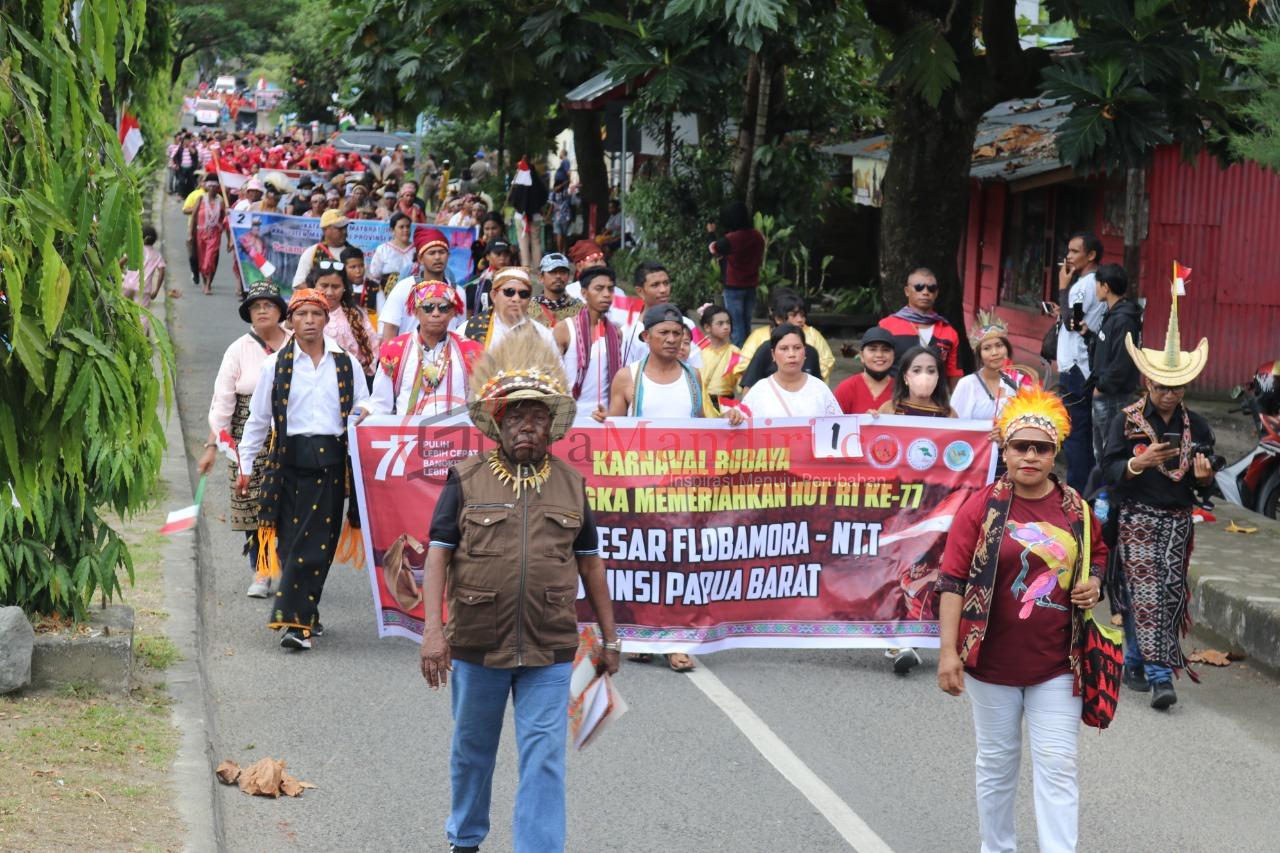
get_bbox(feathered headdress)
[996,385,1070,448]
[468,326,577,442]
[968,309,1010,350]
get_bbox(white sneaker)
[280,628,312,650]
[246,575,271,598]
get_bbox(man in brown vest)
[419,327,619,853]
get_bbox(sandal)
[666,653,695,672]
[627,653,654,663]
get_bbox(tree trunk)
[732,52,762,198]
[745,55,772,211]
[571,109,610,233]
[877,91,981,370]
[663,112,674,173]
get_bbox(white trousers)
[965,673,1081,853]
[513,211,542,271]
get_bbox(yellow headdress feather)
[996,385,1071,448]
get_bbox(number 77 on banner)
[372,434,419,480]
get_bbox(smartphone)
[1071,302,1084,331]
[1162,431,1183,450]
[1040,301,1056,316]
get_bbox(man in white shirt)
[379,227,455,339]
[1052,231,1107,491]
[462,267,558,354]
[292,210,352,287]
[619,261,701,369]
[236,288,370,651]
[564,239,632,326]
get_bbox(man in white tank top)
[554,266,622,421]
[607,304,744,424]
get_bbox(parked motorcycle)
[1215,360,1280,519]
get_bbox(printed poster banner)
[227,210,474,296]
[350,414,997,653]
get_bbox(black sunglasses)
[316,259,344,272]
[1006,439,1056,456]
[418,302,453,314]
[500,287,532,299]
[911,283,940,293]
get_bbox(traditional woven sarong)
[228,393,266,532]
[1116,501,1195,678]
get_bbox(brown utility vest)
[446,453,585,668]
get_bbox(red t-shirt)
[878,315,963,378]
[941,484,1106,686]
[834,373,892,415]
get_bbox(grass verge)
[0,479,185,852]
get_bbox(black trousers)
[268,460,345,633]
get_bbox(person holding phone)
[1099,303,1214,711]
[1051,232,1106,491]
[1084,264,1144,460]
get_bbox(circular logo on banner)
[944,440,975,472]
[907,438,939,471]
[867,434,902,469]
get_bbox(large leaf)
[38,243,70,336]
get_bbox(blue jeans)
[1121,609,1173,684]
[1091,392,1132,462]
[447,660,572,852]
[722,288,756,348]
[1060,367,1094,492]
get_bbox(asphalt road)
[158,194,1280,853]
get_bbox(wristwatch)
[602,640,622,653]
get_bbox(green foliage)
[880,23,961,109]
[170,0,299,85]
[282,0,346,124]
[0,3,172,621]
[1227,22,1280,169]
[420,115,501,172]
[1041,0,1254,172]
[136,634,182,670]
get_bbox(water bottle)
[1094,490,1110,524]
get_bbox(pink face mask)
[905,366,938,398]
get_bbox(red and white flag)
[119,111,143,164]
[160,475,206,535]
[1173,260,1191,296]
[216,429,241,466]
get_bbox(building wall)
[1141,148,1280,393]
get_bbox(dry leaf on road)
[1189,648,1232,666]
[215,760,241,785]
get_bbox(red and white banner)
[119,111,143,164]
[350,414,997,652]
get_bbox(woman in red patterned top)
[936,387,1106,853]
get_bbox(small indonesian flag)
[160,475,206,535]
[1173,261,1191,296]
[119,111,143,164]
[879,489,968,547]
[217,169,248,191]
[216,429,241,466]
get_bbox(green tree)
[283,0,346,124]
[1226,14,1280,168]
[1,2,172,620]
[863,0,1255,330]
[170,0,299,85]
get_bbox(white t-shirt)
[487,314,558,354]
[741,374,840,419]
[1056,271,1107,377]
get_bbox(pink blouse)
[207,329,290,434]
[325,307,380,376]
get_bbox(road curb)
[156,187,224,853]
[1188,501,1280,677]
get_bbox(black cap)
[642,303,685,330]
[859,327,897,350]
[487,239,512,256]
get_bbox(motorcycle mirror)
[1230,384,1244,400]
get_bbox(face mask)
[864,366,892,382]
[906,371,938,398]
